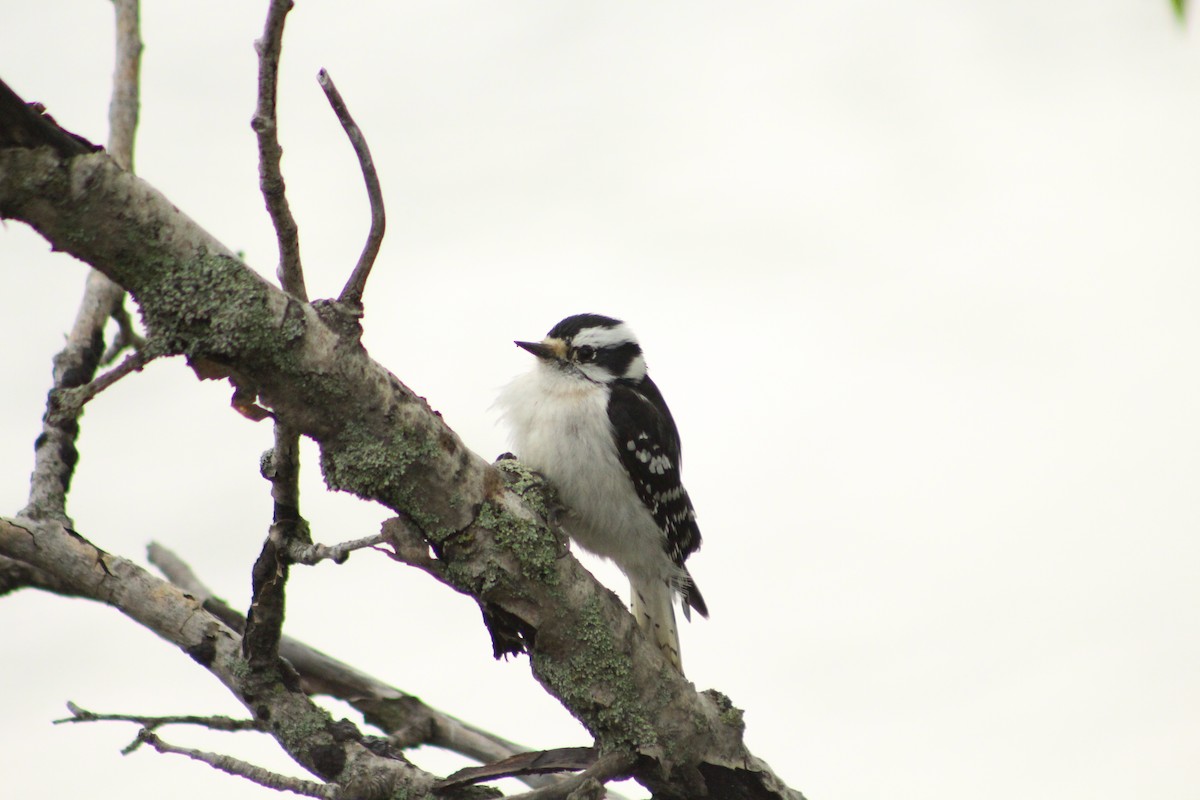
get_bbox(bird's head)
[515,313,647,385]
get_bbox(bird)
[496,313,707,673]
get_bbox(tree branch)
[504,751,637,800]
[108,0,142,172]
[248,0,310,676]
[318,69,386,312]
[0,553,73,597]
[132,729,336,798]
[244,424,308,668]
[55,701,260,735]
[47,348,152,425]
[145,541,563,791]
[284,532,388,565]
[18,0,143,524]
[0,517,442,798]
[0,87,802,800]
[253,0,307,301]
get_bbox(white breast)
[496,364,675,585]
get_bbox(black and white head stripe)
[506,312,708,629]
[545,313,625,341]
[545,313,647,383]
[547,314,704,613]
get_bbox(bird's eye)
[575,345,596,362]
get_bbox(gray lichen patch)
[318,420,447,533]
[474,494,560,586]
[492,456,560,521]
[532,596,658,752]
[132,249,287,363]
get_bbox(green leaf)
[1173,0,1186,21]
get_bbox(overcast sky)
[2,2,1199,799]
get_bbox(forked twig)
[55,701,260,735]
[145,541,569,792]
[48,349,152,423]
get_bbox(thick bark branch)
[0,90,801,800]
[146,540,563,791]
[0,517,448,798]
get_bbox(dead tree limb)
[18,0,143,524]
[0,517,444,798]
[318,68,386,312]
[146,541,564,792]
[252,0,307,301]
[0,83,802,800]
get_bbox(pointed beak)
[515,340,556,359]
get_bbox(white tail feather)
[631,578,683,673]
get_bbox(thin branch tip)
[317,68,386,310]
[254,0,307,301]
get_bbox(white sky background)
[2,1,1198,799]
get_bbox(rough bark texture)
[0,517,444,798]
[0,89,802,799]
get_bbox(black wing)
[607,376,707,616]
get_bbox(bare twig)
[318,69,386,311]
[22,276,122,522]
[265,430,302,521]
[249,3,310,663]
[504,752,637,800]
[55,701,260,734]
[108,0,142,172]
[252,0,307,301]
[132,729,335,798]
[438,747,598,790]
[283,532,388,565]
[20,0,143,523]
[47,349,152,423]
[145,541,564,791]
[243,424,309,667]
